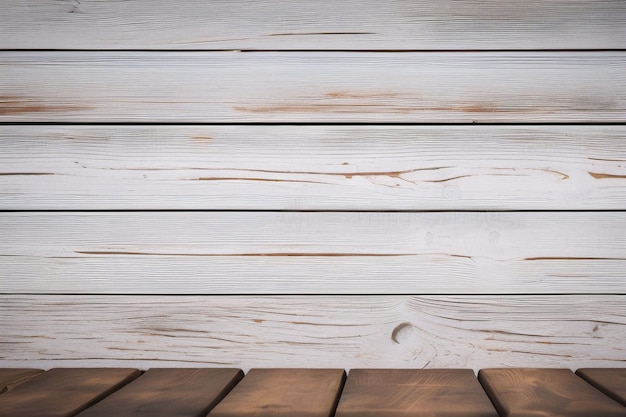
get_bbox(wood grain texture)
[1,52,625,123]
[478,368,626,417]
[209,369,345,417]
[0,368,140,417]
[2,211,625,294]
[334,369,497,417]
[2,125,625,210]
[576,369,626,406]
[1,0,625,50]
[1,296,624,370]
[77,368,243,417]
[0,369,43,394]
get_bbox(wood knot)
[391,322,414,344]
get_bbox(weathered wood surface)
[1,369,626,417]
[1,296,624,370]
[335,369,497,417]
[2,212,625,294]
[478,368,626,417]
[77,368,243,417]
[2,125,625,210]
[1,1,625,50]
[0,369,42,394]
[1,0,624,377]
[210,369,345,417]
[0,368,140,417]
[2,52,624,123]
[577,369,626,407]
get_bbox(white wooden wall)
[0,0,625,371]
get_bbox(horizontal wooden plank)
[2,126,625,210]
[1,52,624,123]
[1,1,625,50]
[0,295,624,370]
[2,212,625,294]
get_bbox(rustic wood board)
[478,368,626,417]
[576,369,626,406]
[0,369,43,394]
[1,296,624,370]
[209,369,345,417]
[77,368,243,417]
[2,211,625,294]
[2,125,625,211]
[334,369,497,417]
[0,368,140,417]
[2,52,624,123]
[1,0,625,50]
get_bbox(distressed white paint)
[2,212,625,294]
[1,0,625,50]
[2,52,625,122]
[1,125,625,210]
[1,295,624,370]
[0,0,624,372]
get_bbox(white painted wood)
[2,212,625,294]
[2,125,625,210]
[1,295,624,370]
[2,52,624,122]
[1,1,625,50]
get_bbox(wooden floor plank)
[208,369,345,417]
[0,369,43,394]
[576,369,626,407]
[478,368,626,417]
[77,368,243,417]
[335,369,497,417]
[1,0,625,50]
[0,368,140,417]
[2,125,625,211]
[1,52,624,123]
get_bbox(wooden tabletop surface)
[1,368,625,417]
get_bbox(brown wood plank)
[335,369,498,417]
[76,368,243,417]
[0,369,43,394]
[208,368,345,417]
[576,369,626,407]
[0,368,140,417]
[478,368,626,417]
